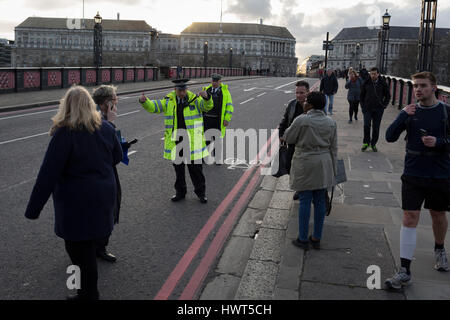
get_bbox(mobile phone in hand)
[419,129,428,137]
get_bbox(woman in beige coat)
[283,92,338,250]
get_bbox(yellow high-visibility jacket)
[140,90,213,161]
[202,83,234,138]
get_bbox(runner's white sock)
[400,226,417,261]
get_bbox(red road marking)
[179,165,265,300]
[154,129,279,300]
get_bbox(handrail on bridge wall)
[382,74,450,110]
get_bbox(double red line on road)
[154,129,279,300]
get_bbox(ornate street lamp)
[380,9,391,74]
[204,41,208,68]
[93,11,102,68]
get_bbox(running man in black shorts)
[385,71,450,290]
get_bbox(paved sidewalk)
[0,76,259,112]
[201,78,450,300]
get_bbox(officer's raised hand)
[139,92,147,103]
[403,104,416,116]
[198,91,209,100]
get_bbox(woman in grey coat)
[345,70,364,123]
[283,92,338,250]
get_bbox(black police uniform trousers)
[173,137,206,197]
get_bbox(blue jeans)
[325,94,334,114]
[298,189,327,241]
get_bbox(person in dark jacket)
[360,67,391,152]
[385,71,449,290]
[92,85,124,263]
[345,70,363,123]
[24,86,123,300]
[279,80,309,200]
[320,69,339,115]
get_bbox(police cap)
[172,78,190,90]
[211,73,222,81]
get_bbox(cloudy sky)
[1,0,450,62]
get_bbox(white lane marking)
[257,92,267,97]
[117,110,141,117]
[0,132,48,145]
[244,87,256,92]
[275,79,303,90]
[127,151,137,156]
[240,98,254,105]
[0,109,57,121]
[0,178,36,193]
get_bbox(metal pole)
[324,32,329,69]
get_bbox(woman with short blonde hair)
[25,85,123,300]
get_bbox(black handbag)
[326,159,347,216]
[272,144,290,178]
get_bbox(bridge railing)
[168,67,244,79]
[0,66,159,94]
[382,74,450,109]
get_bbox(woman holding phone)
[92,85,128,263]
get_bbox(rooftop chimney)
[260,18,263,24]
[117,13,120,21]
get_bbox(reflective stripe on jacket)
[202,83,234,137]
[140,90,213,161]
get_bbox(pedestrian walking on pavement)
[345,70,363,123]
[24,86,123,300]
[278,80,310,200]
[202,73,234,164]
[92,85,136,263]
[320,68,338,115]
[360,67,391,152]
[283,92,338,250]
[139,79,213,203]
[385,71,450,290]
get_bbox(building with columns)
[178,22,297,76]
[10,17,298,77]
[12,17,154,67]
[327,26,450,85]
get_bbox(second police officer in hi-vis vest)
[139,79,213,203]
[202,73,234,164]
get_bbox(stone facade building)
[11,17,298,77]
[12,17,154,67]
[0,39,12,67]
[327,26,450,85]
[178,22,297,76]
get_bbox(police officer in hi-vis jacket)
[139,79,213,203]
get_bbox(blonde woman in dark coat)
[25,86,123,300]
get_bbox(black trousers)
[173,163,206,197]
[348,100,359,120]
[95,236,109,254]
[363,108,384,146]
[286,144,296,174]
[204,115,222,159]
[64,240,99,300]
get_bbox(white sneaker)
[385,267,411,290]
[435,249,449,272]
